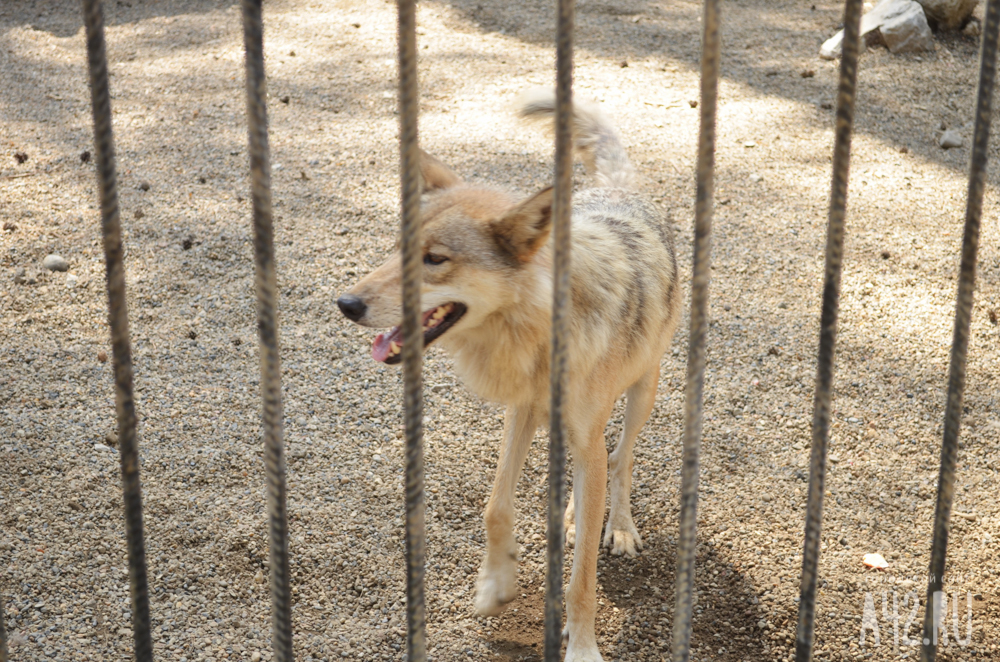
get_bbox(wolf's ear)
[419,149,462,192]
[490,187,554,262]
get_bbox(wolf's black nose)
[337,295,367,322]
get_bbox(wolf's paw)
[564,638,604,662]
[474,557,517,616]
[565,523,577,548]
[603,521,642,557]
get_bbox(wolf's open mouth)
[371,302,468,364]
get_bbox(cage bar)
[81,0,154,659]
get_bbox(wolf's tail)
[517,87,635,189]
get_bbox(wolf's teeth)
[389,341,401,354]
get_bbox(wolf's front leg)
[475,404,539,616]
[563,421,610,662]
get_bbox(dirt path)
[2,1,998,661]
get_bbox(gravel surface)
[2,1,999,661]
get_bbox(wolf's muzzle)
[337,294,367,322]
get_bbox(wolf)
[336,89,681,661]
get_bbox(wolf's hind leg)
[475,404,538,616]
[604,366,658,557]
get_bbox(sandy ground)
[2,0,1000,661]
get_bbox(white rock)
[94,443,112,452]
[820,32,846,60]
[66,274,79,288]
[879,0,935,53]
[42,254,69,272]
[820,2,891,58]
[820,0,933,58]
[940,129,964,148]
[917,0,979,31]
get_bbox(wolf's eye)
[424,253,449,266]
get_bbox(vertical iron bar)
[671,2,719,661]
[545,0,574,659]
[396,1,427,661]
[80,1,154,660]
[0,589,8,662]
[794,2,863,661]
[241,2,293,660]
[919,2,998,660]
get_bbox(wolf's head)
[337,151,553,364]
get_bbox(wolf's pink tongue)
[371,326,402,362]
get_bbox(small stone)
[94,443,112,452]
[105,432,119,447]
[139,181,150,191]
[14,151,28,164]
[66,274,79,288]
[251,652,262,662]
[98,351,108,362]
[800,69,815,78]
[280,95,290,104]
[963,18,981,37]
[688,99,698,108]
[749,173,764,182]
[80,150,91,163]
[13,267,26,284]
[940,130,963,148]
[43,254,70,272]
[134,209,145,219]
[254,571,265,585]
[3,221,16,232]
[619,60,628,68]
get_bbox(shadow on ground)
[487,543,770,661]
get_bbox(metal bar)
[80,1,154,660]
[794,2,864,660]
[545,0,575,658]
[396,1,427,661]
[671,2,719,661]
[0,589,8,662]
[919,2,998,659]
[240,2,293,660]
